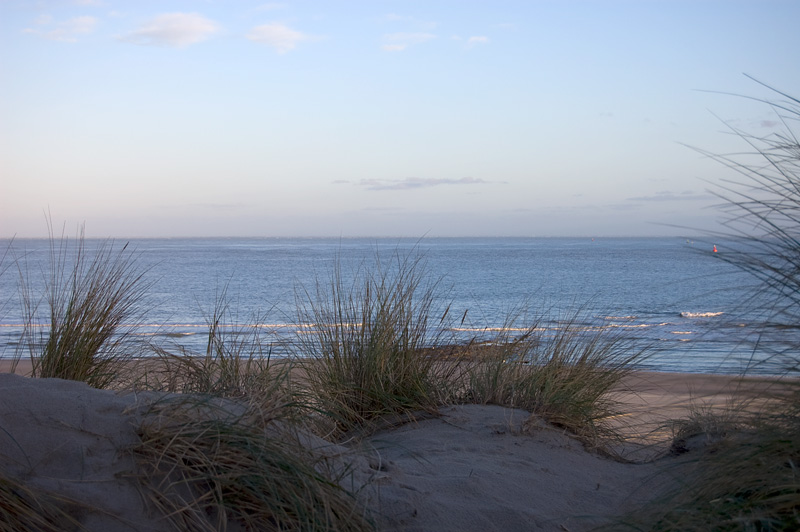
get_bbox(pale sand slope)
[0,371,773,531]
[0,374,172,532]
[356,405,663,531]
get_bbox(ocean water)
[0,237,789,374]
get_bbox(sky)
[2,1,799,239]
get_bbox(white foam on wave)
[450,326,543,333]
[605,323,655,329]
[680,311,724,318]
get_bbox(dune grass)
[621,79,800,531]
[457,313,647,446]
[140,285,286,400]
[0,241,12,360]
[293,249,462,437]
[134,396,372,532]
[291,244,643,446]
[615,391,800,532]
[694,78,800,375]
[15,223,149,388]
[295,251,468,434]
[0,472,83,532]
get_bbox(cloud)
[247,23,308,53]
[467,36,489,46]
[381,32,435,51]
[74,0,103,5]
[760,119,780,128]
[354,177,494,191]
[626,191,713,202]
[119,13,218,48]
[23,15,97,42]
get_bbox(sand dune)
[0,370,773,531]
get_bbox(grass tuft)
[458,312,647,446]
[621,391,800,531]
[16,221,149,388]
[134,396,373,532]
[0,472,83,532]
[293,249,460,437]
[141,284,286,400]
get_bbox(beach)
[4,0,800,526]
[0,363,786,531]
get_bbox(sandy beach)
[0,361,786,531]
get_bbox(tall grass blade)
[16,221,151,388]
[293,248,460,437]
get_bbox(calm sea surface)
[0,237,789,374]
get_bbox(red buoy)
[713,245,718,253]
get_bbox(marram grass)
[615,389,800,532]
[140,285,289,401]
[293,250,462,437]
[0,472,83,532]
[457,313,647,447]
[16,223,150,389]
[134,396,373,532]
[615,79,800,532]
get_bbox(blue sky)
[2,1,799,238]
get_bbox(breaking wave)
[680,311,724,318]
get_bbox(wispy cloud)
[381,32,435,52]
[247,23,309,53]
[119,13,218,47]
[351,177,494,191]
[451,35,490,49]
[467,36,489,46]
[23,15,97,42]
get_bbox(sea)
[0,237,792,375]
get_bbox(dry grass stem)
[294,250,462,437]
[15,221,150,388]
[457,313,648,449]
[134,396,372,532]
[0,472,84,532]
